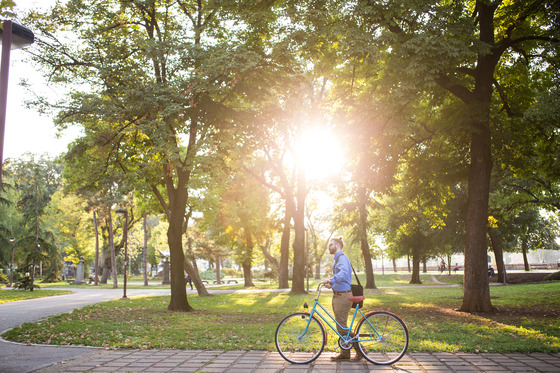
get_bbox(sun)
[296,127,345,180]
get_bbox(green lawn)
[0,289,72,303]
[38,273,463,290]
[3,282,558,353]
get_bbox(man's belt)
[333,290,352,294]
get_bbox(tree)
[491,209,560,272]
[338,0,560,312]
[218,170,275,287]
[27,0,282,310]
[6,155,62,287]
[44,190,95,281]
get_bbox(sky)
[2,0,78,161]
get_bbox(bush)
[199,268,216,281]
[221,267,241,277]
[543,271,560,281]
[0,272,9,283]
[14,275,40,290]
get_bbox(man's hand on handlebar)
[322,279,332,289]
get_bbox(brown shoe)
[330,353,351,361]
[351,354,364,362]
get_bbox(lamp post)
[116,208,128,299]
[9,237,15,287]
[0,21,34,192]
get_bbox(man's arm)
[330,256,351,285]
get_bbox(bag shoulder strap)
[351,265,362,287]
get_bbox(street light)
[115,208,128,299]
[9,237,15,287]
[0,21,34,192]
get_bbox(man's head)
[328,236,344,255]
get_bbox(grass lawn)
[39,273,462,290]
[0,289,72,303]
[2,282,559,353]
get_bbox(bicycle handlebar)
[316,283,325,300]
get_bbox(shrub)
[221,267,241,277]
[199,268,216,280]
[0,272,9,283]
[543,271,560,281]
[14,275,40,290]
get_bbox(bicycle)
[275,283,409,365]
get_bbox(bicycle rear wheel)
[356,311,409,365]
[275,312,326,364]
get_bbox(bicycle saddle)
[348,295,365,303]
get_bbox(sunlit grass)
[3,283,559,353]
[39,272,461,291]
[0,289,72,303]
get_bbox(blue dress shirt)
[330,251,352,292]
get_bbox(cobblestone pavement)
[35,349,560,373]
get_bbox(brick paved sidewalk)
[36,349,560,373]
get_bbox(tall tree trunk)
[290,165,306,294]
[410,249,422,284]
[242,260,254,287]
[165,169,192,312]
[455,1,497,313]
[392,259,397,273]
[143,213,148,286]
[488,228,507,284]
[100,255,110,284]
[522,240,530,271]
[108,211,118,289]
[93,210,100,286]
[357,185,376,289]
[216,258,221,284]
[460,118,494,312]
[278,207,290,288]
[260,239,280,276]
[184,256,210,296]
[313,240,325,280]
[407,255,411,272]
[243,232,255,287]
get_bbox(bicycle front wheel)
[275,312,326,364]
[356,311,409,365]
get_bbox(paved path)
[0,288,170,373]
[1,287,560,372]
[34,349,560,373]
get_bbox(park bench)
[212,279,238,284]
[201,279,238,284]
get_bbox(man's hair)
[331,236,344,249]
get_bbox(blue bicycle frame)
[303,284,381,344]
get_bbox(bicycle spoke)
[357,311,408,365]
[275,313,325,364]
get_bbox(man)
[322,236,362,361]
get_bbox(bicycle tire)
[275,312,326,364]
[355,311,409,365]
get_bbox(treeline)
[0,0,558,312]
